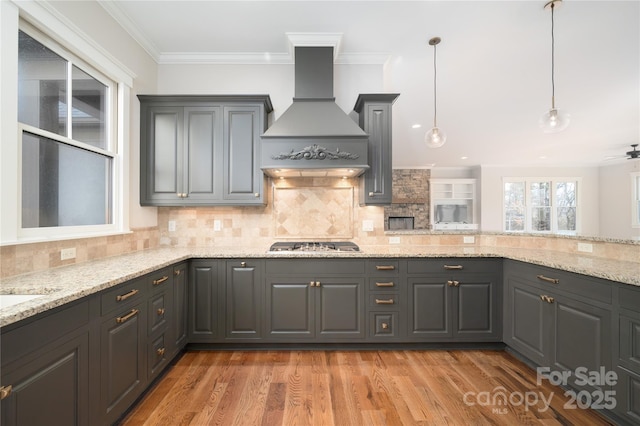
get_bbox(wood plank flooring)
[119,350,612,425]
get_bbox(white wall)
[157,63,385,120]
[479,165,600,237]
[599,160,640,240]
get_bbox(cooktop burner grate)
[268,241,360,252]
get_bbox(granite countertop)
[1,245,639,328]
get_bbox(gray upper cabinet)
[139,95,272,206]
[354,94,399,205]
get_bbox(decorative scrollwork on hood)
[271,144,360,161]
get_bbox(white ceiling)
[101,0,639,168]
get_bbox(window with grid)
[503,178,579,234]
[18,28,118,233]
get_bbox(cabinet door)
[550,294,612,392]
[225,260,263,339]
[266,278,314,339]
[189,261,218,342]
[184,106,222,203]
[223,106,264,204]
[140,106,184,205]
[504,279,551,366]
[316,278,365,339]
[1,333,89,426]
[408,278,451,339]
[100,303,146,425]
[455,278,500,340]
[171,263,188,353]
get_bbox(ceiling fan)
[604,144,639,161]
[626,144,639,159]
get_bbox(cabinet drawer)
[369,293,398,309]
[366,260,399,275]
[620,286,640,312]
[265,259,365,275]
[407,258,500,275]
[369,312,399,338]
[148,267,172,293]
[506,261,612,303]
[101,279,145,315]
[148,293,168,335]
[368,278,399,291]
[148,333,168,379]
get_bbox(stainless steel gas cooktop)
[268,241,360,253]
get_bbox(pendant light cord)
[433,42,438,127]
[550,2,556,109]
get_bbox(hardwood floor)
[120,350,612,425]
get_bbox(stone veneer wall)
[384,169,431,230]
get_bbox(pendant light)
[539,0,570,133]
[425,36,446,148]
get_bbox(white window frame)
[632,172,640,229]
[503,177,581,235]
[0,1,133,244]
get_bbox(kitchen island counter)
[1,245,638,327]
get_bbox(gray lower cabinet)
[139,95,272,206]
[354,94,399,205]
[225,260,263,339]
[170,262,189,354]
[188,260,219,342]
[613,283,640,424]
[1,300,92,426]
[99,277,147,425]
[407,259,501,341]
[265,259,366,341]
[503,260,613,407]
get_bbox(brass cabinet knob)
[254,193,260,197]
[369,192,375,197]
[157,308,165,316]
[381,322,389,330]
[240,261,247,268]
[157,347,166,357]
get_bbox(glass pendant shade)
[539,107,570,133]
[425,126,446,148]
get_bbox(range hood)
[261,46,369,178]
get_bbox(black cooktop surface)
[268,241,360,252]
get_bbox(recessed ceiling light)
[539,156,547,159]
[412,124,422,129]
[460,156,468,160]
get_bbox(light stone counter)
[1,245,638,328]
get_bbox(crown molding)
[97,0,161,62]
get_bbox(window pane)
[504,182,525,231]
[72,65,107,148]
[530,182,551,207]
[532,207,551,231]
[557,207,577,231]
[556,181,576,207]
[18,31,68,136]
[22,132,112,228]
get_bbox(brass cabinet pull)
[240,262,247,268]
[375,298,395,305]
[315,281,321,287]
[539,295,555,304]
[376,282,395,287]
[116,309,139,324]
[174,269,181,276]
[537,274,559,284]
[153,276,169,286]
[443,264,463,270]
[157,308,165,316]
[381,322,389,329]
[157,347,166,357]
[309,281,315,287]
[375,265,395,271]
[116,289,139,302]
[0,385,12,400]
